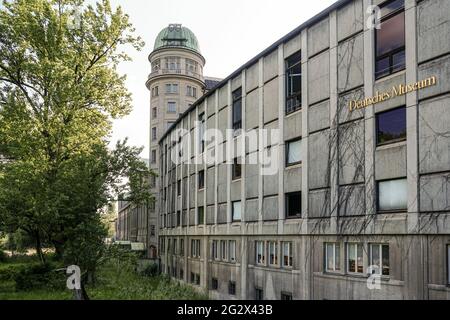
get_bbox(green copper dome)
[153,24,201,54]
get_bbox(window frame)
[285,191,302,219]
[325,242,341,273]
[232,87,242,131]
[232,157,242,181]
[221,240,228,261]
[286,138,302,167]
[285,51,302,115]
[374,0,406,80]
[229,240,237,263]
[212,240,219,261]
[375,106,407,147]
[228,281,236,296]
[377,177,408,213]
[256,241,266,266]
[198,170,205,190]
[268,241,279,266]
[167,101,177,113]
[152,127,157,141]
[346,243,364,275]
[232,200,242,222]
[197,206,205,225]
[282,242,293,268]
[369,243,390,276]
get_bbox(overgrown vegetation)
[0,249,207,300]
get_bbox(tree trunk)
[35,231,46,264]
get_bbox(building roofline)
[158,0,352,144]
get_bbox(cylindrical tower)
[146,24,205,253]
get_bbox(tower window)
[167,102,177,113]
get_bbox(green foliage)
[0,0,153,274]
[141,263,159,277]
[0,249,7,263]
[11,262,65,291]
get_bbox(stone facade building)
[156,0,450,300]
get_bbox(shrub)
[141,263,159,277]
[0,249,7,262]
[13,262,65,291]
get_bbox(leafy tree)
[0,0,151,282]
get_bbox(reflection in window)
[378,178,407,211]
[285,51,302,114]
[347,243,364,274]
[375,0,405,79]
[376,107,406,145]
[370,244,390,276]
[286,138,302,166]
[325,243,341,272]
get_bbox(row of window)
[255,241,293,268]
[325,243,389,276]
[161,242,450,286]
[211,240,237,263]
[151,57,199,73]
[151,84,198,98]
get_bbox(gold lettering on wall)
[348,76,437,111]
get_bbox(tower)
[146,24,206,253]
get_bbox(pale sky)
[108,0,337,158]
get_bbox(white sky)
[108,0,337,158]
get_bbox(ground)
[0,254,206,300]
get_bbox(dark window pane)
[285,51,302,114]
[382,245,390,276]
[376,12,405,57]
[232,158,242,180]
[392,50,406,73]
[375,57,390,79]
[286,192,301,218]
[376,107,406,145]
[380,0,404,18]
[233,88,242,130]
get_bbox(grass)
[0,254,207,300]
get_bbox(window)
[285,51,302,114]
[190,272,195,284]
[173,239,177,255]
[152,107,157,119]
[255,288,264,300]
[191,240,201,258]
[152,127,157,141]
[447,245,450,285]
[232,201,242,222]
[232,88,242,131]
[212,240,219,260]
[219,240,227,261]
[152,59,160,72]
[197,206,204,225]
[167,102,177,113]
[187,85,197,98]
[150,225,155,236]
[232,158,242,180]
[180,268,184,280]
[177,180,181,196]
[198,113,205,153]
[180,239,184,255]
[268,241,278,266]
[186,58,198,73]
[196,240,201,258]
[151,150,157,164]
[165,83,179,94]
[347,243,364,274]
[281,292,292,301]
[325,243,341,272]
[285,192,301,219]
[195,274,200,286]
[228,281,236,295]
[256,241,265,265]
[176,211,181,226]
[369,244,390,276]
[151,86,159,97]
[375,0,405,79]
[282,242,293,268]
[166,57,180,70]
[378,178,407,212]
[376,107,406,145]
[286,139,302,166]
[211,278,218,290]
[229,241,236,263]
[198,170,205,189]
